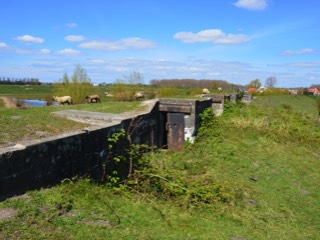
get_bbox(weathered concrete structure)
[241,94,253,104]
[0,98,213,199]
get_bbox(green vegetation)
[317,98,320,115]
[0,84,53,100]
[0,97,142,146]
[53,65,93,104]
[253,94,319,117]
[157,87,178,98]
[1,95,319,239]
[110,72,146,101]
[247,78,261,88]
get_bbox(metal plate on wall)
[167,113,185,149]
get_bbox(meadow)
[0,90,319,239]
[0,85,142,146]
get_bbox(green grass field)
[253,94,319,116]
[0,94,319,239]
[0,85,142,146]
[0,84,54,100]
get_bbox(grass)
[0,95,319,239]
[0,97,142,146]
[0,84,54,100]
[253,94,319,116]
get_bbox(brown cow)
[85,95,101,103]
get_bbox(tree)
[127,71,144,85]
[247,79,261,88]
[54,64,92,104]
[265,76,277,88]
[112,71,145,101]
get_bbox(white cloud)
[64,35,85,42]
[65,23,78,28]
[0,42,8,48]
[15,35,44,44]
[173,29,250,44]
[12,48,51,55]
[79,38,157,51]
[55,48,80,56]
[281,48,319,56]
[234,0,268,10]
[40,49,51,54]
[286,62,320,68]
[87,59,106,65]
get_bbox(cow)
[85,95,101,103]
[202,88,210,94]
[52,96,73,105]
[134,92,145,100]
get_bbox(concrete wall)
[0,102,161,199]
[241,94,253,104]
[0,99,213,199]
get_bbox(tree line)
[310,84,320,89]
[0,77,41,85]
[150,79,242,90]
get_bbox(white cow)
[202,88,210,94]
[52,96,73,105]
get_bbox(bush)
[53,65,91,104]
[157,87,177,98]
[111,82,135,101]
[188,88,202,96]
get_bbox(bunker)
[0,96,247,199]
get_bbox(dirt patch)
[0,208,17,221]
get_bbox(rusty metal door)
[167,113,185,149]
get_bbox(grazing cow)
[85,95,101,103]
[134,92,145,100]
[202,88,210,94]
[52,96,73,105]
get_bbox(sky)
[1,0,320,88]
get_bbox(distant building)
[257,86,267,93]
[247,87,257,92]
[307,88,320,96]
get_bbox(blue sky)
[1,0,319,87]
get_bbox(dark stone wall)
[0,99,212,200]
[0,125,121,199]
[0,102,162,199]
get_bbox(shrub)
[188,88,203,96]
[110,72,146,101]
[111,82,135,101]
[157,87,177,98]
[53,65,91,104]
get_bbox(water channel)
[13,98,58,107]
